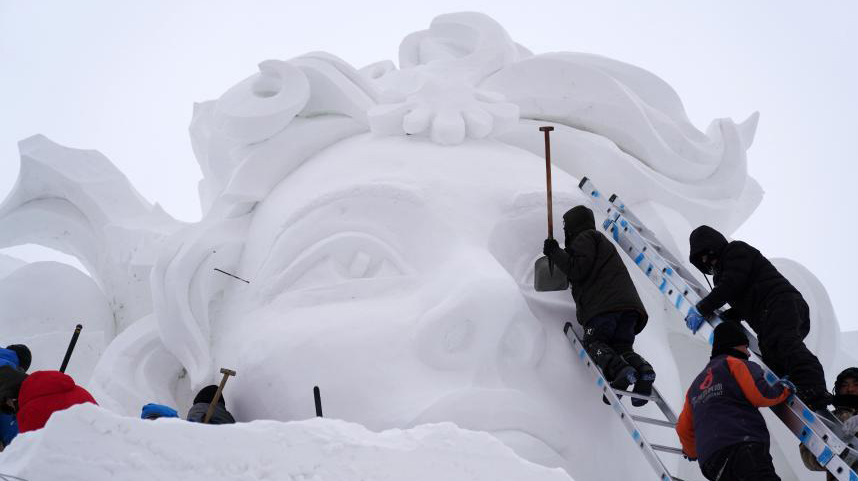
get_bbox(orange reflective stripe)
[676,392,697,458]
[726,357,790,407]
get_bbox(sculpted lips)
[409,388,568,468]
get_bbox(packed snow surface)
[0,403,573,481]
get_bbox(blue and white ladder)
[564,322,687,481]
[578,176,858,481]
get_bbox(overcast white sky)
[1,1,856,329]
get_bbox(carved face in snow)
[9,11,833,480]
[211,135,583,467]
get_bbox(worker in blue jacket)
[0,344,31,451]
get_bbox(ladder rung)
[564,320,682,481]
[612,388,658,402]
[632,415,676,428]
[651,444,684,455]
[582,177,858,481]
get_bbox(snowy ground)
[0,403,573,481]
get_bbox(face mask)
[699,252,718,275]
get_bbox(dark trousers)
[701,442,780,481]
[583,310,644,380]
[754,295,826,392]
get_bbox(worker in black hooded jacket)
[686,225,829,410]
[186,385,236,425]
[544,205,655,406]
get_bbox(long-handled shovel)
[534,126,569,292]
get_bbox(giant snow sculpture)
[0,12,849,481]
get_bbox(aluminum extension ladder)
[578,176,858,481]
[564,322,687,481]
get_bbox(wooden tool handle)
[203,368,236,424]
[540,126,555,238]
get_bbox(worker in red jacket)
[676,321,792,480]
[0,366,96,432]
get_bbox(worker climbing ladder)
[564,322,687,481]
[577,176,858,481]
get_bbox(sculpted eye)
[263,232,410,295]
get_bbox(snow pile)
[0,403,574,481]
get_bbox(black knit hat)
[6,345,31,372]
[193,385,225,406]
[711,321,749,358]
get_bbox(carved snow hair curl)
[191,11,760,229]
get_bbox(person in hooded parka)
[685,225,829,410]
[0,365,97,434]
[543,205,656,405]
[186,385,236,425]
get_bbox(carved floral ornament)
[193,12,760,221]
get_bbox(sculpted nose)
[413,258,546,374]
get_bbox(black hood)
[563,205,595,246]
[689,225,728,273]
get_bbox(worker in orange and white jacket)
[676,321,793,481]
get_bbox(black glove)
[543,238,560,256]
[695,301,714,319]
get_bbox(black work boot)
[589,341,637,405]
[610,365,639,392]
[605,358,638,405]
[622,351,656,407]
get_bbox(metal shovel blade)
[534,256,569,292]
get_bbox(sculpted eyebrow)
[253,184,424,278]
[277,183,425,228]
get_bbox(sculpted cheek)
[413,274,545,372]
[500,316,546,368]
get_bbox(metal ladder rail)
[605,207,858,478]
[604,194,707,299]
[578,177,858,481]
[590,180,847,443]
[602,188,858,470]
[601,197,770,356]
[597,187,764,356]
[563,322,687,481]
